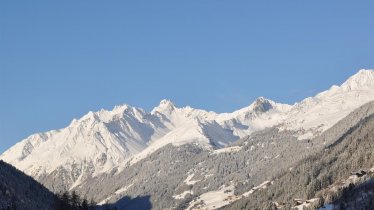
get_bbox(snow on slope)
[126,97,292,165]
[98,184,134,205]
[1,69,374,190]
[173,190,193,200]
[186,185,237,210]
[212,146,242,154]
[216,97,292,137]
[186,180,273,209]
[136,69,374,161]
[282,69,374,139]
[0,105,156,178]
[0,97,287,188]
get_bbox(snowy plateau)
[1,69,374,208]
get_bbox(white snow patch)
[212,146,241,154]
[115,184,133,195]
[186,185,239,210]
[297,131,315,140]
[184,174,201,185]
[205,174,214,178]
[69,173,85,191]
[243,181,272,197]
[98,184,133,205]
[173,190,193,200]
[98,196,113,205]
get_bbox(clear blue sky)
[1,1,373,153]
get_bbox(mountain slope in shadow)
[0,160,57,210]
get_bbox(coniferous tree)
[81,198,89,210]
[70,191,80,209]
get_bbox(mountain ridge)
[1,69,374,192]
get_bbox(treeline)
[54,191,120,210]
[54,191,96,210]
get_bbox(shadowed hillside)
[0,160,56,210]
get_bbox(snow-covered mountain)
[282,69,374,139]
[0,96,290,185]
[1,69,374,191]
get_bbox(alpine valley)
[1,70,374,210]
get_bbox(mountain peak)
[250,97,274,113]
[254,96,269,103]
[80,111,100,122]
[151,99,176,114]
[356,69,374,76]
[341,69,374,90]
[112,104,132,114]
[159,99,175,107]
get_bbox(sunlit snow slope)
[282,69,374,139]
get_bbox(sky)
[0,1,373,153]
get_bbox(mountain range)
[1,69,374,209]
